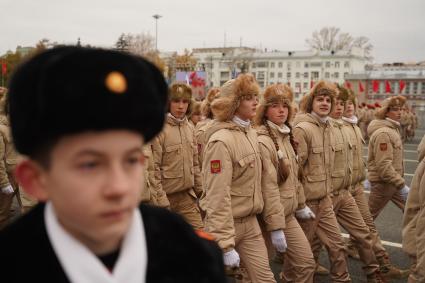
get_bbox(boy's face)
[18,130,145,254]
[170,98,189,119]
[312,95,332,117]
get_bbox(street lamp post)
[152,14,162,51]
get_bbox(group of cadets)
[1,70,424,282]
[358,101,418,142]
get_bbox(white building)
[192,47,368,101]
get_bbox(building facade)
[346,62,425,127]
[192,47,368,102]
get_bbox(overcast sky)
[1,0,424,63]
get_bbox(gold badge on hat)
[105,71,127,94]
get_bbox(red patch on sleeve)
[210,160,221,173]
[380,143,387,151]
[195,229,215,241]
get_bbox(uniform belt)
[233,215,255,223]
[331,189,349,196]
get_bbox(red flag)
[359,82,365,92]
[345,81,352,90]
[1,62,6,76]
[399,80,406,93]
[385,81,392,93]
[372,80,379,93]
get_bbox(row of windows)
[252,61,350,69]
[252,71,349,80]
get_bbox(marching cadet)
[343,91,409,280]
[367,95,409,220]
[188,100,202,127]
[403,134,425,282]
[293,81,351,282]
[195,87,220,167]
[255,84,315,283]
[151,83,204,229]
[201,74,277,282]
[140,144,169,208]
[401,106,410,142]
[322,85,383,282]
[0,46,226,282]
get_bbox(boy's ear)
[14,160,49,201]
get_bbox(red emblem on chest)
[210,160,221,173]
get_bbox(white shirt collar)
[267,120,290,134]
[232,115,251,128]
[311,111,329,124]
[385,117,401,127]
[342,115,358,124]
[45,202,147,283]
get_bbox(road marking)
[341,233,402,248]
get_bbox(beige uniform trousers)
[351,184,387,258]
[235,215,276,283]
[167,189,204,230]
[281,215,315,283]
[299,196,350,282]
[329,190,379,275]
[369,182,405,220]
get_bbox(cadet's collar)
[167,113,187,124]
[342,115,358,125]
[311,111,329,124]
[232,115,251,128]
[267,120,290,134]
[385,117,401,127]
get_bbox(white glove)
[223,249,240,268]
[363,179,371,190]
[1,184,14,195]
[271,230,287,252]
[295,206,316,220]
[400,185,410,201]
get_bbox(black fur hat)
[8,46,168,157]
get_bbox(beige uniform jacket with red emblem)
[200,120,264,252]
[151,115,203,199]
[257,124,304,230]
[367,119,405,189]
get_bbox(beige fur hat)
[304,80,337,114]
[254,84,293,125]
[201,87,220,119]
[188,100,201,118]
[169,83,192,101]
[375,95,407,119]
[211,74,260,122]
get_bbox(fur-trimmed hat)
[254,84,293,126]
[304,80,337,114]
[201,87,220,119]
[211,74,260,122]
[7,46,168,157]
[169,83,192,101]
[375,95,407,119]
[335,84,350,102]
[188,100,201,118]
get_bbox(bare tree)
[127,32,156,56]
[306,26,373,60]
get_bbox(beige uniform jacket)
[194,118,213,168]
[201,121,264,252]
[293,113,335,202]
[402,135,425,280]
[367,119,405,189]
[343,119,367,191]
[330,119,352,193]
[151,115,203,198]
[257,125,305,230]
[0,116,18,188]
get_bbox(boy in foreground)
[0,46,225,283]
